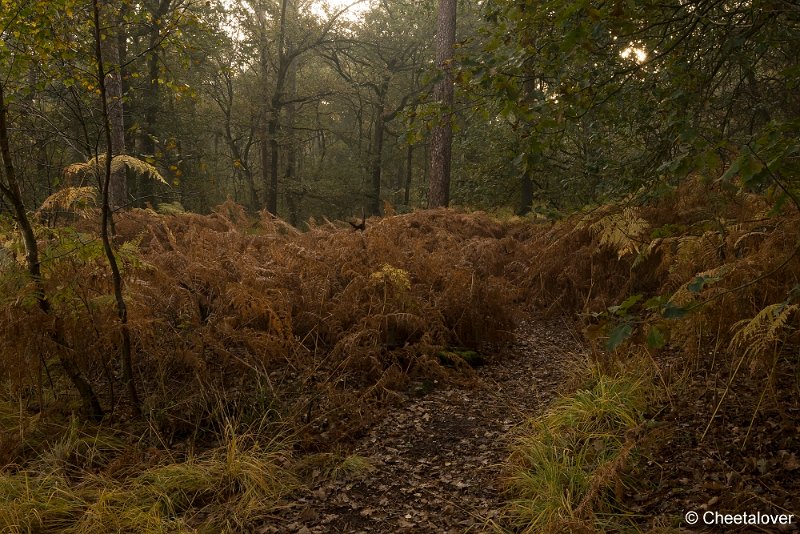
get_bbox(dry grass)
[0,416,297,533]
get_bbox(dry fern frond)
[589,207,649,260]
[665,232,725,289]
[729,302,798,362]
[64,154,167,185]
[37,186,97,218]
[370,264,411,291]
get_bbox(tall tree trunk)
[284,60,299,225]
[262,0,292,216]
[255,2,271,214]
[404,143,414,205]
[0,83,103,421]
[259,120,270,211]
[517,171,533,216]
[427,0,456,208]
[367,77,391,216]
[101,5,127,210]
[369,112,385,216]
[138,0,172,208]
[266,111,280,214]
[93,0,141,418]
[368,109,386,215]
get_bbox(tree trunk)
[427,0,456,208]
[93,0,141,418]
[259,119,269,210]
[138,0,172,208]
[101,6,127,210]
[284,59,299,225]
[265,112,280,214]
[517,170,533,216]
[369,112,384,216]
[404,143,414,205]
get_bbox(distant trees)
[3,0,794,223]
[323,1,430,215]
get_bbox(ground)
[261,320,800,534]
[265,321,584,533]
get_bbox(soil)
[262,320,585,533]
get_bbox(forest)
[1,0,798,532]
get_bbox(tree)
[206,49,261,211]
[320,0,432,216]
[100,3,127,209]
[92,0,142,416]
[135,0,174,208]
[427,0,456,208]
[240,0,351,215]
[469,0,800,211]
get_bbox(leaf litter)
[263,320,584,533]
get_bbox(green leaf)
[644,295,667,310]
[719,159,741,182]
[768,193,789,216]
[662,302,690,319]
[646,326,666,349]
[606,323,633,351]
[687,272,722,294]
[608,293,642,316]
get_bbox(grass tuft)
[0,423,298,533]
[504,362,654,533]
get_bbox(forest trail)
[267,321,585,533]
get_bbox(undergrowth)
[0,204,521,531]
[2,178,799,530]
[499,178,800,531]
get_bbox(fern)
[668,265,729,307]
[729,302,798,362]
[700,301,798,442]
[64,154,167,185]
[37,186,98,218]
[587,207,649,260]
[370,264,411,291]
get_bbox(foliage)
[466,0,800,212]
[63,155,167,187]
[1,205,518,447]
[2,187,800,528]
[37,186,98,219]
[2,0,800,527]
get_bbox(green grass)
[504,361,655,533]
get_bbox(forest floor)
[265,319,586,533]
[263,319,800,534]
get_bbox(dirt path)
[267,320,585,533]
